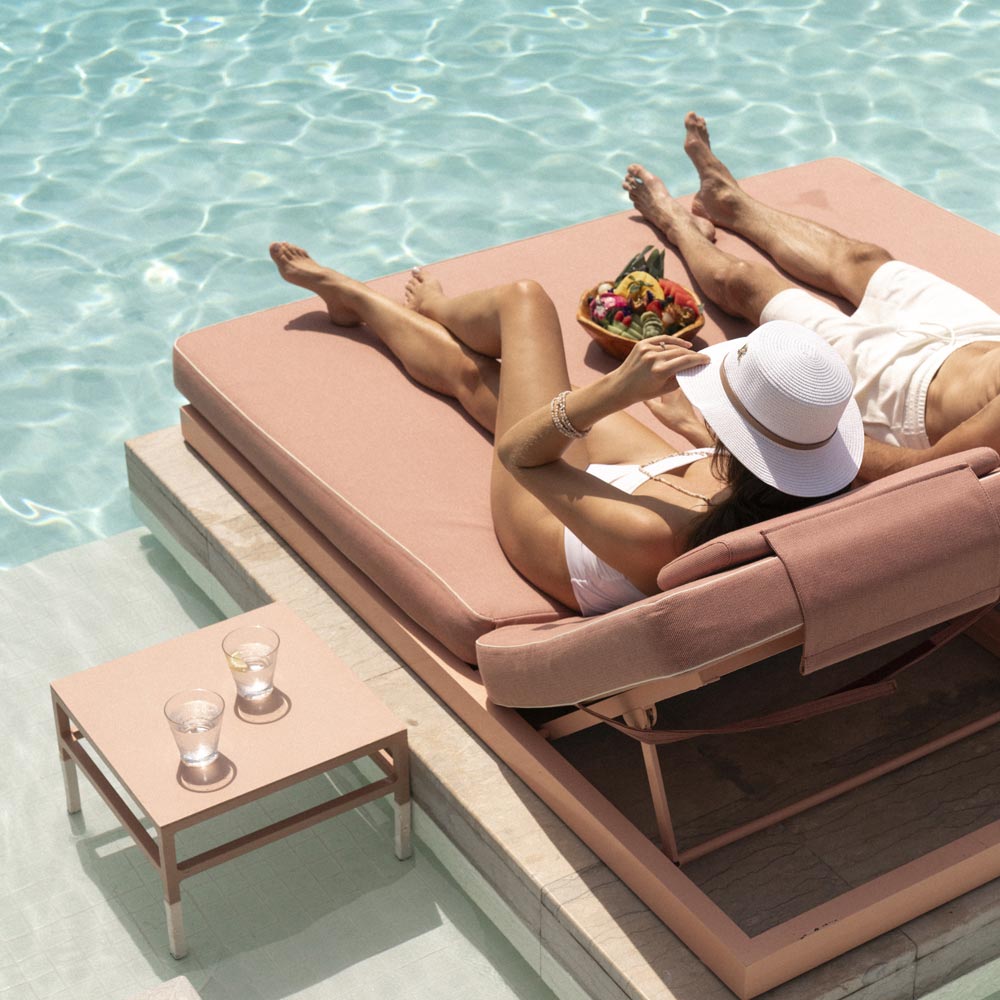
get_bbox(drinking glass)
[164,689,225,766]
[223,625,280,700]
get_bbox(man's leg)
[685,112,893,307]
[622,168,796,325]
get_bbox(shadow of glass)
[234,687,291,725]
[176,752,237,792]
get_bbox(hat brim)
[676,339,864,498]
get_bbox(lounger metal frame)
[546,604,997,866]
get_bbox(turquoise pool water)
[3,0,999,568]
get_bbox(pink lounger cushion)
[174,156,1000,674]
[172,157,1000,998]
[174,322,568,664]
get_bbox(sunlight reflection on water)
[2,0,998,567]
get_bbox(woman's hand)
[498,337,708,472]
[611,335,710,408]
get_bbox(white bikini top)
[584,447,715,497]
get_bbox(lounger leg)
[623,708,680,864]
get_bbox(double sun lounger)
[172,159,1000,997]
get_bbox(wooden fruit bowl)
[577,280,705,361]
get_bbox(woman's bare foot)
[683,112,744,229]
[404,267,446,315]
[269,242,362,326]
[622,165,717,245]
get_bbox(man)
[623,112,1000,481]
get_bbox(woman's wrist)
[677,417,714,448]
[565,374,632,429]
[498,379,626,471]
[550,390,590,439]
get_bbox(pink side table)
[51,602,411,958]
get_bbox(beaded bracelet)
[550,390,590,439]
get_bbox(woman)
[270,242,863,616]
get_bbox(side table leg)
[164,899,186,960]
[394,799,412,861]
[158,828,188,960]
[61,751,82,814]
[53,700,81,815]
[392,733,412,861]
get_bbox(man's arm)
[857,437,926,481]
[858,393,1000,482]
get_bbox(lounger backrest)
[659,448,1000,673]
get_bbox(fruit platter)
[577,246,704,360]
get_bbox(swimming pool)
[3,0,999,568]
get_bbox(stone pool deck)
[126,424,1000,1000]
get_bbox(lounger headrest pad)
[657,448,1000,593]
[657,448,1000,675]
[767,462,1000,672]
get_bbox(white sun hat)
[675,320,864,498]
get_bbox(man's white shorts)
[761,260,1000,448]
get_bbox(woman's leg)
[272,244,583,603]
[405,269,504,358]
[408,274,582,602]
[270,243,501,431]
[406,274,569,438]
[406,270,684,465]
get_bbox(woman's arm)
[496,336,708,469]
[495,337,710,591]
[644,385,715,447]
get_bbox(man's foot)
[404,267,446,315]
[269,242,362,326]
[683,112,744,229]
[622,165,717,245]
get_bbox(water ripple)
[1,0,999,567]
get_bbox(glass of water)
[164,689,225,766]
[222,625,280,701]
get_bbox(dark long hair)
[684,440,847,551]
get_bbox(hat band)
[719,362,836,451]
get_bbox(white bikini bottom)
[564,448,714,616]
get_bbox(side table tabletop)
[50,601,411,959]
